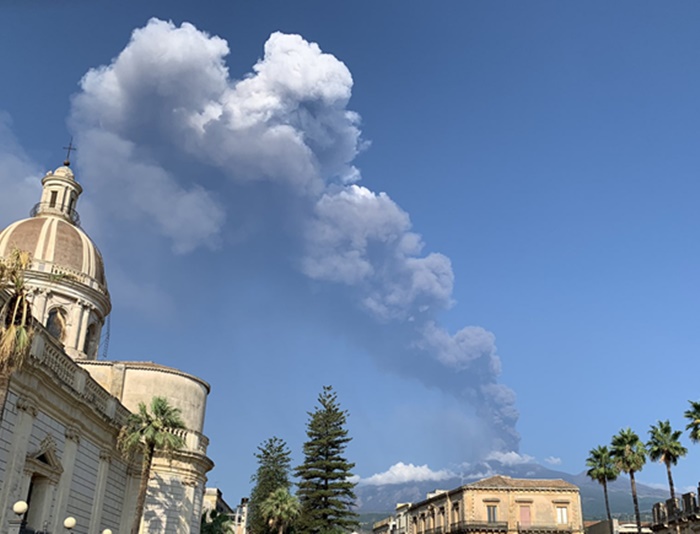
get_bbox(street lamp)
[63,516,76,530]
[9,502,29,534]
[12,501,28,516]
[103,530,113,534]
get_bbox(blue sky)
[2,1,700,502]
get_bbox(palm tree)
[684,401,700,443]
[647,420,687,502]
[260,487,300,534]
[586,445,619,534]
[0,248,33,426]
[118,396,186,534]
[201,509,233,534]
[611,428,647,534]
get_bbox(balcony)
[450,521,509,533]
[518,523,572,534]
[31,201,81,226]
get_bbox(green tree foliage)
[201,509,234,534]
[260,487,301,534]
[611,428,646,534]
[586,445,619,534]
[0,248,33,428]
[249,437,293,534]
[118,396,186,534]
[684,401,700,443]
[295,385,359,534]
[647,420,687,501]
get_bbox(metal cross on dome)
[63,138,77,166]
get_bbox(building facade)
[374,476,584,534]
[0,161,214,533]
[651,490,700,534]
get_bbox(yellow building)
[374,476,584,534]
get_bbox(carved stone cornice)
[99,449,113,462]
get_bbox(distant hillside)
[354,459,669,521]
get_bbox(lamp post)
[9,501,28,534]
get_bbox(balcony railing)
[164,426,210,454]
[450,521,508,533]
[518,524,572,533]
[30,201,81,226]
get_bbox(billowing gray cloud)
[67,18,519,453]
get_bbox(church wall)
[0,329,133,534]
[29,408,67,456]
[0,390,19,479]
[66,437,100,530]
[103,457,129,530]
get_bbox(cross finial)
[63,138,77,166]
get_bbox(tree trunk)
[603,480,614,534]
[131,445,154,534]
[666,460,676,502]
[630,470,642,534]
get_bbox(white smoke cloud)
[302,185,453,319]
[66,18,519,453]
[0,113,43,227]
[485,451,534,466]
[544,456,562,466]
[360,462,456,486]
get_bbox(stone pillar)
[181,478,199,534]
[30,288,49,324]
[120,464,141,534]
[74,300,92,357]
[89,449,112,533]
[50,425,80,533]
[0,396,37,530]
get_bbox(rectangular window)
[487,505,498,523]
[519,505,531,527]
[49,191,58,208]
[556,506,568,524]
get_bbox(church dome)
[0,216,106,290]
[0,160,111,360]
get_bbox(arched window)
[46,308,67,342]
[83,323,99,358]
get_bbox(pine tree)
[249,437,293,534]
[295,385,359,534]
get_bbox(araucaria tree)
[611,428,647,534]
[249,437,293,534]
[586,445,619,534]
[295,385,359,534]
[118,396,186,534]
[647,420,687,502]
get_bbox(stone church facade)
[0,162,214,533]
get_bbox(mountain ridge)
[354,460,674,520]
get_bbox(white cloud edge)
[358,462,457,486]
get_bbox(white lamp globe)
[103,530,113,534]
[12,501,28,515]
[63,516,77,529]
